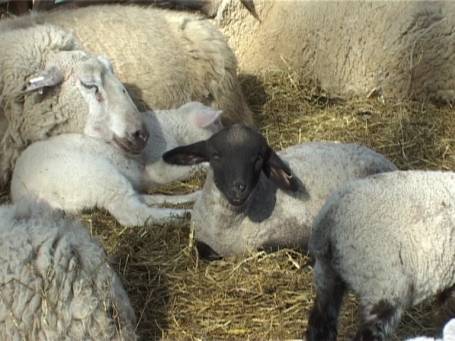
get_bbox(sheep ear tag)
[23,66,64,93]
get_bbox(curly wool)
[0,24,93,189]
[0,202,137,340]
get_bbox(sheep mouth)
[226,193,252,208]
[113,135,143,155]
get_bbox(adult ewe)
[163,124,397,259]
[215,0,455,103]
[11,102,222,227]
[0,24,147,190]
[307,171,455,341]
[0,4,253,125]
[0,201,136,340]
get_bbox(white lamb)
[162,124,397,259]
[11,102,222,227]
[0,24,147,190]
[0,201,136,340]
[307,170,455,341]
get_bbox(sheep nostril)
[235,183,246,193]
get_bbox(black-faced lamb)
[0,24,147,189]
[0,201,136,340]
[162,124,397,259]
[0,4,253,125]
[306,170,455,341]
[11,102,222,227]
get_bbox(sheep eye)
[80,80,99,93]
[212,153,221,161]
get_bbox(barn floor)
[1,5,454,339]
[83,69,455,340]
[110,70,453,340]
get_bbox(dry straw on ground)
[35,69,455,340]
[0,6,454,338]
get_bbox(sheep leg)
[140,191,202,206]
[106,193,190,227]
[306,259,346,341]
[353,301,403,341]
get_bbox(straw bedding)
[0,5,454,339]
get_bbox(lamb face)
[163,124,299,207]
[71,55,149,154]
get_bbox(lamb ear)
[192,107,223,128]
[23,66,64,93]
[163,141,209,165]
[263,148,300,192]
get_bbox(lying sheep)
[215,0,455,103]
[162,124,397,258]
[37,0,256,19]
[0,201,136,340]
[0,24,147,190]
[306,170,455,341]
[0,4,253,125]
[12,102,222,227]
[407,318,455,341]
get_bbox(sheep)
[35,0,257,19]
[406,318,455,341]
[11,102,223,227]
[0,4,254,125]
[214,0,455,104]
[162,124,397,259]
[306,170,455,341]
[0,24,147,190]
[0,201,136,340]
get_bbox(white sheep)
[406,318,455,341]
[162,124,397,258]
[0,24,147,190]
[11,102,223,227]
[306,170,455,341]
[215,0,455,103]
[0,4,253,125]
[0,201,136,340]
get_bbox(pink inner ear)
[271,168,291,186]
[193,108,223,128]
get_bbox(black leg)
[306,260,346,341]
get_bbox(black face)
[205,127,268,206]
[163,124,300,207]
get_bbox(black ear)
[163,141,208,165]
[263,148,300,192]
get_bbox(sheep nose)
[234,182,246,193]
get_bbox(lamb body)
[215,0,455,103]
[0,24,147,189]
[0,202,136,340]
[0,5,253,125]
[307,170,455,340]
[11,102,222,226]
[163,125,397,257]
